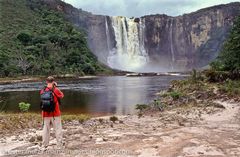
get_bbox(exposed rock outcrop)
[42,0,240,71]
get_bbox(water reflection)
[0,76,184,115]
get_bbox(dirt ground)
[0,101,240,157]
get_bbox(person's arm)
[54,88,64,99]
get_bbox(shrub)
[0,0,109,77]
[210,16,240,72]
[219,80,240,96]
[98,118,104,123]
[0,113,41,132]
[169,91,182,100]
[190,69,204,82]
[135,104,149,112]
[153,100,165,111]
[204,69,229,82]
[62,114,90,123]
[17,32,32,45]
[109,116,118,123]
[18,102,31,112]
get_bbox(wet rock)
[134,18,140,23]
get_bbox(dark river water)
[0,76,185,115]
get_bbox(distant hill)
[0,0,110,77]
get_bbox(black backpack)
[40,87,55,112]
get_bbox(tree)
[14,51,32,75]
[0,0,108,76]
[212,16,240,71]
[17,32,32,46]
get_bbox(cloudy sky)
[64,0,239,17]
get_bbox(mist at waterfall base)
[107,49,150,72]
[106,53,177,73]
[103,16,177,73]
[107,53,174,73]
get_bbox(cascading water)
[107,16,149,72]
[105,17,111,52]
[169,18,175,70]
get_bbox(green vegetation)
[152,99,166,111]
[98,118,104,123]
[0,113,42,133]
[0,0,110,77]
[168,91,182,100]
[61,114,90,123]
[136,68,239,115]
[0,113,91,134]
[190,69,204,82]
[211,16,240,72]
[135,104,148,112]
[136,16,240,114]
[18,102,31,112]
[204,69,230,82]
[219,80,240,97]
[109,116,118,123]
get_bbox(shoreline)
[0,76,98,85]
[0,72,189,85]
[1,74,239,156]
[1,100,239,157]
[0,77,240,156]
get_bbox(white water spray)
[170,18,175,70]
[105,17,111,52]
[107,16,149,71]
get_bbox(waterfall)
[105,17,111,52]
[107,16,149,71]
[170,18,175,70]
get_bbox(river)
[0,76,185,115]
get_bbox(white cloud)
[64,0,240,17]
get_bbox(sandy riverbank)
[0,101,239,157]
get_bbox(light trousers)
[42,116,63,147]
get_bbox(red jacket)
[40,85,64,117]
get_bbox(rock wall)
[42,0,240,71]
[143,4,240,70]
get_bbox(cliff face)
[42,0,240,72]
[143,4,240,70]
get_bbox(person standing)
[40,76,64,149]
